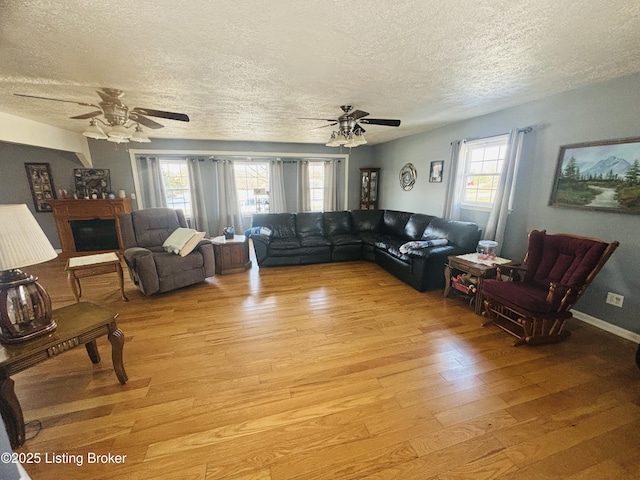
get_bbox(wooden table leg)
[0,377,25,448]
[85,340,101,364]
[115,262,128,301]
[67,271,80,303]
[443,264,451,297]
[108,325,128,385]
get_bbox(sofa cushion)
[330,234,363,246]
[351,209,384,232]
[381,210,412,237]
[300,236,331,247]
[423,217,479,250]
[252,213,296,239]
[269,237,301,249]
[296,212,325,238]
[323,211,354,236]
[404,213,436,240]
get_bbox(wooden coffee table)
[66,252,128,302]
[0,302,128,447]
[210,235,252,274]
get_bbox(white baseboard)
[572,309,640,344]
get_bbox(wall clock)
[399,163,416,191]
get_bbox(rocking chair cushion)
[526,231,608,290]
[482,279,572,319]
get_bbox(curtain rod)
[452,126,533,145]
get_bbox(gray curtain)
[136,156,167,208]
[269,158,287,213]
[443,140,463,219]
[297,160,310,212]
[216,159,243,235]
[323,160,337,211]
[187,158,210,234]
[484,128,526,252]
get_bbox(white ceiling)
[1,1,640,146]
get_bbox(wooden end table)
[0,302,128,448]
[444,254,512,315]
[66,252,128,302]
[210,235,252,274]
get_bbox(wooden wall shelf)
[47,199,132,257]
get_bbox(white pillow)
[162,228,206,257]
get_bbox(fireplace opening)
[70,219,119,252]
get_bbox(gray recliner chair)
[118,208,214,295]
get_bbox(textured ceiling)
[1,0,640,145]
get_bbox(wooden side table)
[66,252,128,302]
[0,302,127,447]
[444,254,512,315]
[210,235,252,274]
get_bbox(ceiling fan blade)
[132,108,189,122]
[310,122,338,130]
[298,117,338,122]
[360,118,401,127]
[353,124,366,135]
[14,93,98,109]
[70,110,102,120]
[348,110,370,121]
[129,113,165,129]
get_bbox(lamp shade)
[0,204,57,270]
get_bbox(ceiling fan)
[301,105,401,147]
[14,88,189,143]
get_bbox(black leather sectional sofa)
[249,210,480,291]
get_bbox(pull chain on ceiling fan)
[14,88,190,144]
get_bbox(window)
[234,162,270,214]
[461,134,509,208]
[308,162,324,211]
[160,159,192,216]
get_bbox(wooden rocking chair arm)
[546,282,575,311]
[496,263,525,282]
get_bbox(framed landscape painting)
[549,136,640,214]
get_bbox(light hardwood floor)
[13,253,640,479]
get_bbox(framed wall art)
[74,168,111,199]
[429,160,444,183]
[25,162,56,212]
[399,163,416,191]
[549,136,640,214]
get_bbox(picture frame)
[74,168,111,199]
[549,136,640,214]
[429,160,444,183]
[25,163,56,212]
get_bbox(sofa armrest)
[195,241,215,278]
[122,247,160,295]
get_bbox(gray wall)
[0,142,84,244]
[373,72,640,334]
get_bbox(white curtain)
[136,156,167,208]
[216,159,243,235]
[443,140,464,219]
[297,160,310,212]
[323,160,337,211]
[269,158,287,213]
[187,158,210,234]
[484,128,525,251]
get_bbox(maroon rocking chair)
[481,230,618,346]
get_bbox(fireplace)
[47,199,132,257]
[70,219,120,252]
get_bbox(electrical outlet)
[606,292,624,307]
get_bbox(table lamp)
[0,204,58,343]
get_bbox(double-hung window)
[159,158,192,217]
[234,162,270,214]
[308,162,324,211]
[460,134,509,209]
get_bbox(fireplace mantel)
[48,199,132,257]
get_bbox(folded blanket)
[163,228,206,257]
[399,238,448,254]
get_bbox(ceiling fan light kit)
[307,105,399,148]
[15,88,189,145]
